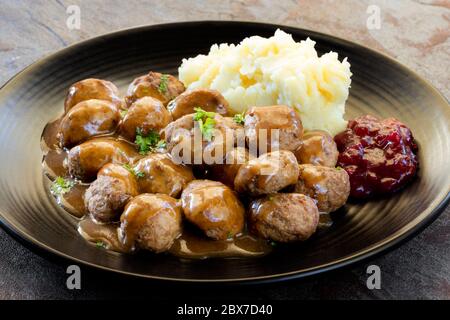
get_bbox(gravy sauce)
[41,115,277,259]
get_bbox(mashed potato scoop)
[179,29,352,135]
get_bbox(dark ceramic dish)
[0,21,449,283]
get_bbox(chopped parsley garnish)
[193,107,216,121]
[270,241,277,247]
[158,74,169,94]
[194,107,216,141]
[155,139,167,149]
[122,164,145,179]
[96,241,106,249]
[119,109,128,118]
[135,128,166,155]
[50,177,74,196]
[199,118,216,141]
[336,166,343,171]
[227,231,233,239]
[233,112,245,125]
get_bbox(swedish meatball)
[294,164,350,213]
[249,193,319,242]
[133,153,194,197]
[244,105,303,154]
[162,114,198,164]
[68,138,138,182]
[164,113,240,165]
[85,163,139,222]
[119,194,182,252]
[58,99,120,148]
[64,78,120,113]
[234,150,299,196]
[167,88,230,120]
[181,180,245,240]
[209,147,255,187]
[125,71,185,107]
[294,130,338,167]
[119,96,172,142]
[202,114,242,164]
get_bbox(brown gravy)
[41,116,278,259]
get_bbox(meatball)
[164,113,240,165]
[64,78,120,113]
[125,71,185,107]
[119,96,172,142]
[294,130,338,167]
[163,114,198,164]
[181,180,245,240]
[249,193,319,242]
[58,99,120,148]
[294,164,350,213]
[244,105,303,154]
[119,194,182,252]
[85,163,139,222]
[209,147,255,187]
[133,153,194,197]
[167,88,230,120]
[68,138,138,182]
[234,150,299,196]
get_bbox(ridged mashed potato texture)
[178,29,352,135]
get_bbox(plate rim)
[0,20,449,283]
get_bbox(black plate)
[0,21,449,283]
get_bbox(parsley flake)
[193,107,216,121]
[158,74,169,94]
[96,241,107,249]
[233,112,245,125]
[194,107,216,141]
[135,128,166,155]
[50,177,74,196]
[119,109,128,118]
[122,164,145,179]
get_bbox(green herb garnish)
[199,117,216,141]
[158,74,169,94]
[122,164,145,179]
[135,171,145,179]
[194,107,216,141]
[233,112,245,125]
[120,109,128,118]
[135,128,166,155]
[227,231,233,239]
[50,176,74,196]
[336,166,343,171]
[96,241,106,249]
[193,107,216,121]
[270,241,277,247]
[155,139,167,149]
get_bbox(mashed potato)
[178,29,352,135]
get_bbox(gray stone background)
[0,0,449,299]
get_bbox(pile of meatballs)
[55,71,351,254]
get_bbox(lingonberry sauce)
[334,115,418,198]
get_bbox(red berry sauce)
[334,115,418,199]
